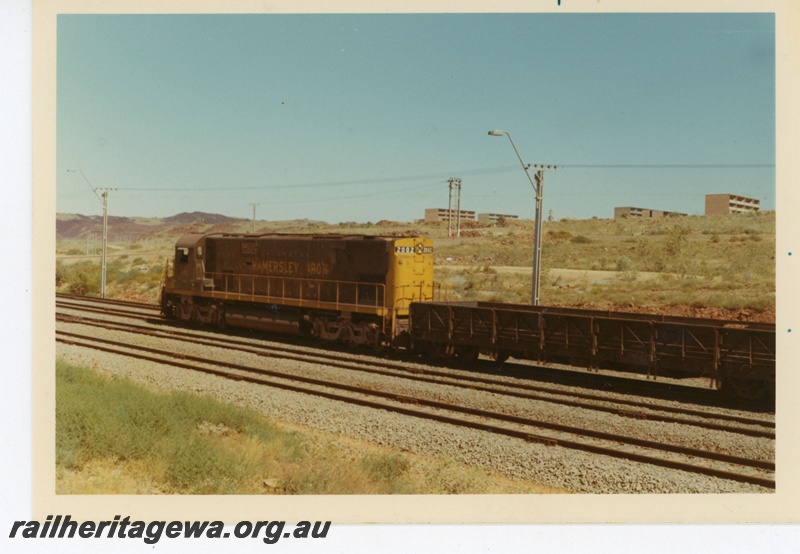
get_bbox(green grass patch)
[57,360,302,493]
[56,360,557,494]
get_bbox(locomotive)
[160,232,435,348]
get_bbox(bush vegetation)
[56,257,164,300]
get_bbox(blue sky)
[56,13,775,223]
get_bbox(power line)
[558,164,774,169]
[114,166,515,192]
[107,162,775,193]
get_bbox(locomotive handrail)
[201,270,387,311]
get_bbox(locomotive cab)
[167,233,210,293]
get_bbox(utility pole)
[251,203,259,234]
[98,189,111,298]
[67,168,115,298]
[455,178,462,238]
[447,178,462,237]
[250,202,266,234]
[446,181,453,238]
[528,165,556,306]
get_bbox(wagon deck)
[409,301,775,395]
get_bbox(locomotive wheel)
[214,305,226,329]
[366,328,382,351]
[345,327,359,349]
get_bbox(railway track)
[56,325,775,489]
[55,312,775,440]
[56,293,160,311]
[56,299,160,320]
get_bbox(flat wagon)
[409,301,775,399]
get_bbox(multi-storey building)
[424,208,477,223]
[614,207,686,220]
[705,194,761,215]
[477,213,519,223]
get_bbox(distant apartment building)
[477,213,519,223]
[705,194,761,215]
[424,208,476,223]
[614,206,686,220]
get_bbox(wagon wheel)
[724,378,770,402]
[493,350,510,364]
[427,341,452,359]
[456,345,480,363]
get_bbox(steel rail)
[56,300,159,320]
[55,293,160,311]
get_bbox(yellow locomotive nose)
[387,237,435,311]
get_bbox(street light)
[66,168,110,298]
[487,130,549,306]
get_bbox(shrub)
[67,265,101,295]
[615,256,634,272]
[547,230,573,242]
[360,453,411,482]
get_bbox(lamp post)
[66,168,111,298]
[487,130,555,306]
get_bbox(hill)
[56,212,244,241]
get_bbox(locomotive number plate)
[395,244,433,254]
